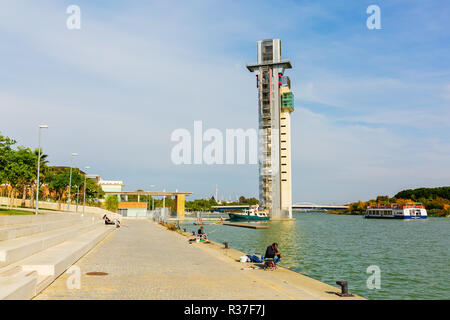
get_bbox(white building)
[246,39,294,219]
[87,175,124,194]
[98,179,124,193]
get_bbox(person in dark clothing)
[102,214,115,225]
[264,243,282,264]
[197,226,207,239]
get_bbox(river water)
[181,212,449,299]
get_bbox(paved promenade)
[35,220,363,300]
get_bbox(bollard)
[336,280,354,297]
[223,242,229,249]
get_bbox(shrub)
[104,195,119,212]
[166,223,177,231]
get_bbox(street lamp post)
[74,185,79,212]
[149,185,155,210]
[83,166,90,216]
[35,125,48,215]
[67,153,78,211]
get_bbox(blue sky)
[0,0,449,204]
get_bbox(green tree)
[208,196,218,207]
[45,169,67,210]
[395,187,450,201]
[376,195,390,203]
[0,133,16,185]
[83,178,105,204]
[186,199,213,211]
[237,196,259,205]
[3,147,36,208]
[45,167,81,210]
[17,147,38,207]
[105,195,119,212]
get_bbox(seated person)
[264,242,282,265]
[197,226,207,239]
[103,214,115,225]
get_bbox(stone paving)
[35,220,363,300]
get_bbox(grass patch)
[13,205,59,212]
[0,208,37,215]
[159,221,178,231]
[166,222,178,231]
[158,221,185,233]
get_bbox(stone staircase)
[0,212,115,299]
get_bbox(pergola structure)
[104,191,192,217]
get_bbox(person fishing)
[264,242,282,264]
[197,226,207,240]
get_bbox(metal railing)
[150,207,171,223]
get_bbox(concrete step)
[21,225,114,277]
[0,217,82,241]
[0,225,115,299]
[0,269,37,300]
[0,221,103,267]
[0,212,81,226]
[35,275,53,295]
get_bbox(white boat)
[365,203,427,219]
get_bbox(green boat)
[228,207,270,221]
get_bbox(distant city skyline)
[1,1,449,204]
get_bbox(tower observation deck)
[247,39,294,219]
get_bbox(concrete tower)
[247,39,294,219]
